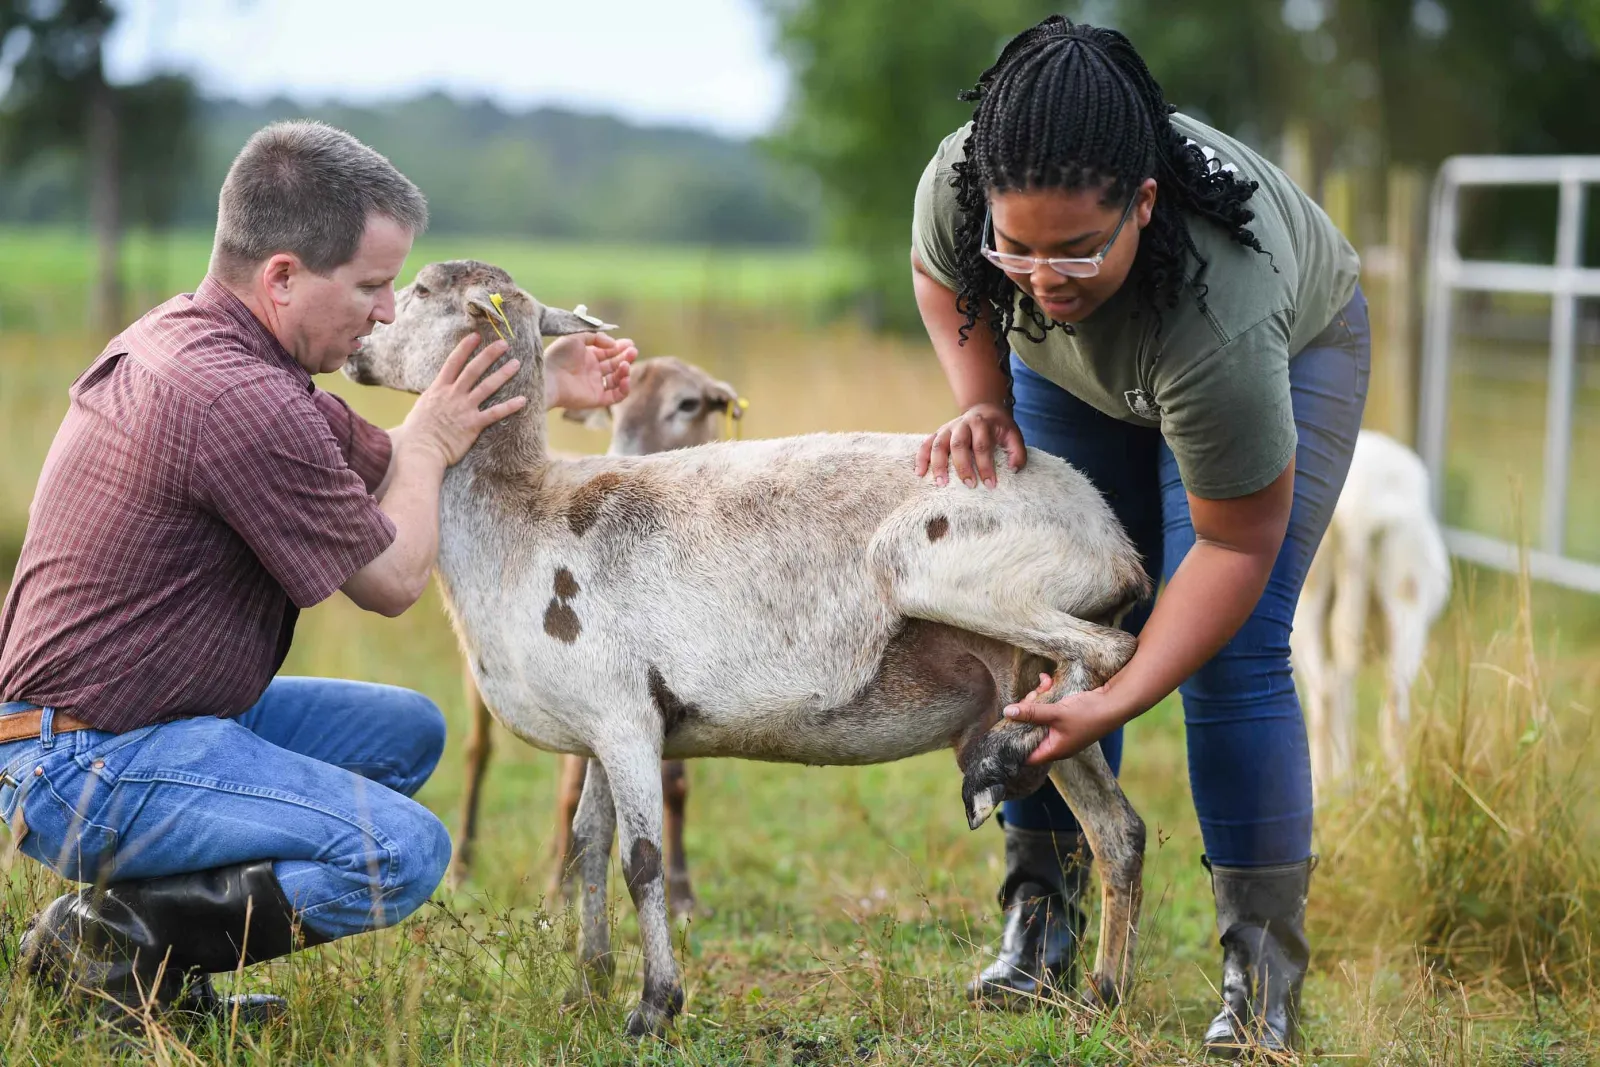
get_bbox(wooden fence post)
[1385,166,1425,447]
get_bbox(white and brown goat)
[347,260,1151,1037]
[449,356,745,917]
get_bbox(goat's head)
[564,356,742,456]
[346,259,612,394]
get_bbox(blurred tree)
[0,1,198,334]
[1539,0,1600,45]
[758,0,1058,329]
[764,0,1600,324]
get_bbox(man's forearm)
[374,441,446,602]
[344,438,446,616]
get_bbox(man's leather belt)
[0,708,95,744]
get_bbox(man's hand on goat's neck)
[345,334,525,617]
[400,335,525,468]
[544,332,638,411]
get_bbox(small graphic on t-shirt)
[1124,388,1162,421]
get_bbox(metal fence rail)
[1418,154,1600,594]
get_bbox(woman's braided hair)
[951,17,1271,353]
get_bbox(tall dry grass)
[1313,552,1599,1064]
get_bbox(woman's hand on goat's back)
[916,402,1027,489]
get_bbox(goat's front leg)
[1050,744,1145,1008]
[448,664,494,890]
[566,758,616,1001]
[603,744,683,1037]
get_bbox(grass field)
[0,228,865,335]
[0,237,1597,1064]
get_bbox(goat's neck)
[438,331,549,585]
[448,330,549,483]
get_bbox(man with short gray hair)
[0,120,634,1025]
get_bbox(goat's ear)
[560,406,613,431]
[540,304,618,337]
[464,292,518,342]
[464,295,496,328]
[707,377,745,419]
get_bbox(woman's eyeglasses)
[979,193,1138,279]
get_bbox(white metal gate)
[1418,155,1600,594]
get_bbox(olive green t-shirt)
[912,113,1361,499]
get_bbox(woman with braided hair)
[911,16,1365,1055]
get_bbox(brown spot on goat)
[624,837,663,901]
[544,600,581,643]
[565,471,664,540]
[926,515,950,542]
[544,564,583,643]
[553,567,580,599]
[568,472,624,537]
[647,666,701,736]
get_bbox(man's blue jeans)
[0,677,451,940]
[1004,287,1371,867]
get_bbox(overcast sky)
[105,0,790,137]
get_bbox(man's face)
[281,214,413,375]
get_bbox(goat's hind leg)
[566,758,617,1002]
[661,760,698,919]
[958,616,1138,829]
[551,754,590,906]
[1050,746,1145,1008]
[448,665,494,890]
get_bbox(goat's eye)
[677,398,701,415]
[412,284,430,298]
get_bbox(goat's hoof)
[624,998,679,1038]
[1080,972,1121,1011]
[963,784,1004,830]
[563,961,615,1006]
[668,880,706,921]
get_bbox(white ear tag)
[572,304,615,330]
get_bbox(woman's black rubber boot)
[1201,856,1314,1058]
[19,859,328,1027]
[966,825,1091,1009]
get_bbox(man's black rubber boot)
[1201,856,1314,1058]
[966,825,1090,1009]
[19,859,329,1027]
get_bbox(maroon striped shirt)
[0,276,396,733]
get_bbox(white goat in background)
[1293,429,1452,795]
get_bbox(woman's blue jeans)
[0,677,452,940]
[1004,287,1371,867]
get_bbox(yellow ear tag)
[723,396,750,441]
[486,293,515,342]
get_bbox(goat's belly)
[475,679,596,757]
[662,618,1000,765]
[661,695,979,765]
